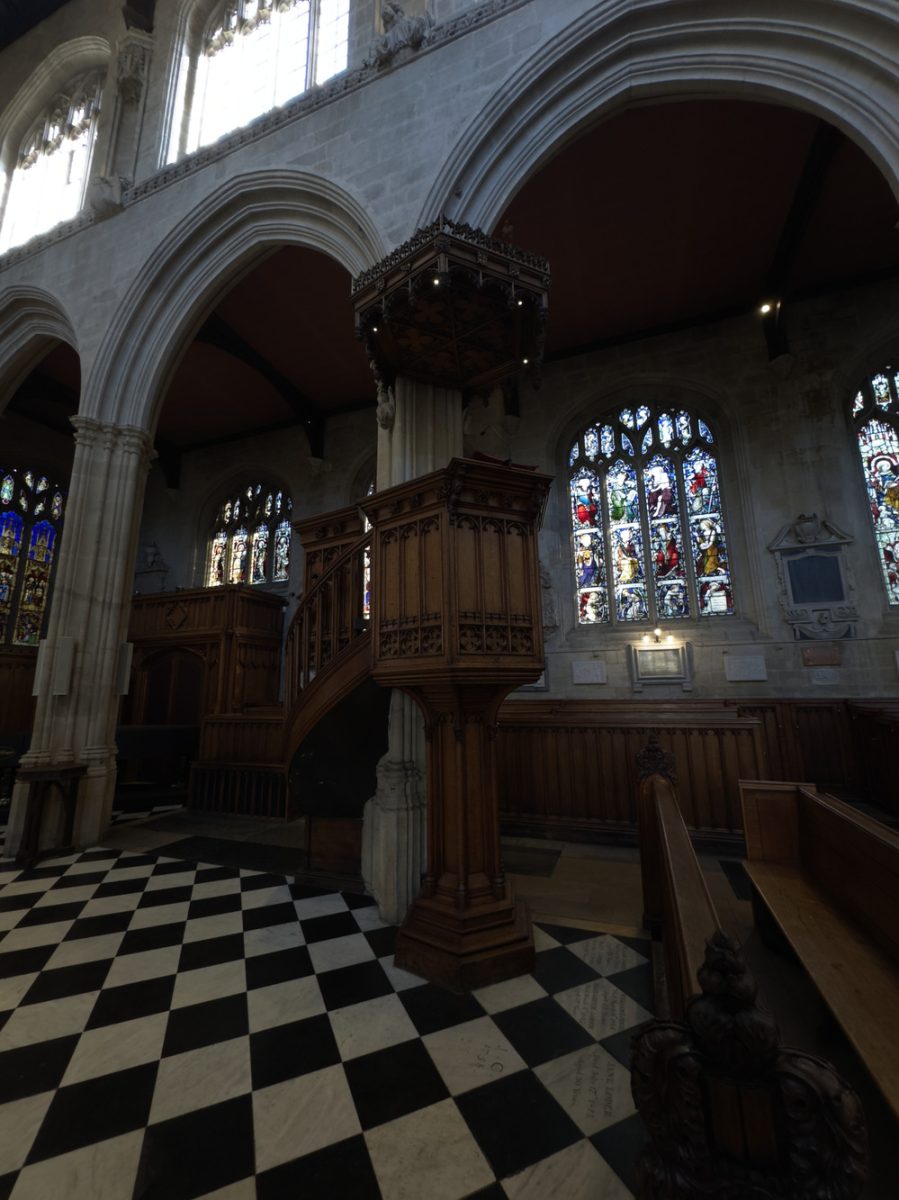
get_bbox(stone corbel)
[367,2,435,70]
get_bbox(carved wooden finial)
[636,734,676,782]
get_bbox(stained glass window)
[852,365,899,605]
[0,71,103,254]
[569,407,734,624]
[0,467,66,645]
[206,483,292,588]
[169,0,350,162]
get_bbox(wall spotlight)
[759,302,772,315]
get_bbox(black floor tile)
[342,893,377,910]
[87,974,176,1029]
[457,1071,581,1178]
[246,946,313,990]
[290,882,330,901]
[0,893,36,912]
[17,900,86,926]
[609,962,655,1012]
[345,1038,449,1129]
[242,901,299,932]
[0,1034,80,1103]
[256,1134,381,1200]
[51,870,108,889]
[363,926,397,958]
[150,859,197,877]
[108,854,157,870]
[92,876,148,898]
[138,886,192,909]
[134,1094,255,1200]
[532,947,599,994]
[591,1112,648,1195]
[300,911,360,943]
[0,1170,14,1200]
[250,1013,341,1088]
[465,1184,506,1199]
[64,911,134,940]
[535,921,597,945]
[163,993,249,1056]
[119,922,184,956]
[178,932,245,972]
[77,850,121,864]
[10,865,67,882]
[616,934,652,956]
[599,1026,639,1071]
[316,959,393,1011]
[187,893,242,920]
[26,1061,158,1164]
[240,871,289,892]
[0,944,56,979]
[399,984,485,1036]
[22,958,112,1005]
[194,865,242,883]
[492,997,594,1067]
[153,837,300,876]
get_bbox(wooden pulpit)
[363,457,552,990]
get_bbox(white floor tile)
[329,992,419,1061]
[554,978,651,1040]
[104,945,181,988]
[128,902,190,930]
[62,1012,169,1085]
[568,935,646,976]
[293,894,348,920]
[0,990,98,1050]
[149,1035,252,1124]
[534,1043,636,1135]
[366,1098,495,1200]
[423,1016,527,1095]
[474,974,547,1015]
[502,1137,632,1199]
[307,933,375,974]
[0,920,75,951]
[9,1128,144,1200]
[172,959,247,1009]
[0,1091,54,1174]
[0,972,37,1011]
[44,933,125,970]
[243,922,305,957]
[379,955,426,991]
[252,1064,360,1172]
[247,975,324,1033]
[182,911,244,944]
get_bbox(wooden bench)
[630,758,868,1197]
[740,779,899,1124]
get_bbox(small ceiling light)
[759,302,772,315]
[517,299,523,307]
[522,357,529,365]
[432,277,440,286]
[372,325,378,333]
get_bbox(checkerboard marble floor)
[0,846,653,1200]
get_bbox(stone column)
[5,419,153,856]
[362,377,463,922]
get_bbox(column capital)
[70,416,154,464]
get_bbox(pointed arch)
[420,0,899,230]
[83,169,386,434]
[0,285,78,411]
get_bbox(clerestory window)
[0,71,103,254]
[568,406,735,625]
[851,366,899,606]
[206,482,292,587]
[0,467,66,645]
[168,0,350,161]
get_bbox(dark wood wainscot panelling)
[0,647,37,737]
[125,586,285,723]
[732,699,858,793]
[497,700,767,842]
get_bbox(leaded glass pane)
[251,525,269,583]
[571,471,601,529]
[658,412,674,447]
[636,405,651,429]
[641,427,652,454]
[872,373,891,409]
[605,460,647,621]
[584,428,599,460]
[600,426,615,457]
[621,433,634,457]
[853,390,865,417]
[24,472,34,490]
[568,443,578,467]
[684,449,732,615]
[273,520,291,582]
[229,527,249,584]
[858,417,899,604]
[0,476,12,504]
[644,454,689,617]
[13,520,55,645]
[208,531,227,586]
[698,419,714,443]
[676,411,692,442]
[620,409,634,429]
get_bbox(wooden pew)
[740,778,899,1124]
[631,751,868,1198]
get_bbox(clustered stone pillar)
[363,377,464,923]
[5,418,153,856]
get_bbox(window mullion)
[674,452,697,618]
[635,455,657,625]
[308,0,321,91]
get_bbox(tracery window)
[170,0,350,160]
[852,366,899,605]
[569,406,734,625]
[206,483,292,587]
[0,71,103,254]
[0,468,66,646]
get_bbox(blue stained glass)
[657,582,689,619]
[641,427,652,454]
[658,412,674,447]
[36,477,48,493]
[692,517,727,578]
[28,520,55,562]
[621,433,634,457]
[276,492,283,514]
[0,511,23,559]
[611,526,645,587]
[273,520,291,582]
[636,405,650,429]
[51,492,63,519]
[620,408,634,429]
[698,418,714,443]
[578,587,609,624]
[858,418,899,604]
[24,471,34,490]
[265,493,273,517]
[873,373,891,410]
[568,443,578,467]
[574,530,604,590]
[600,425,615,457]
[571,471,601,529]
[852,390,865,416]
[676,411,692,442]
[0,475,12,504]
[224,502,232,523]
[584,428,599,460]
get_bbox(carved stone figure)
[368,2,434,69]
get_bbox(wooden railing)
[285,527,371,705]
